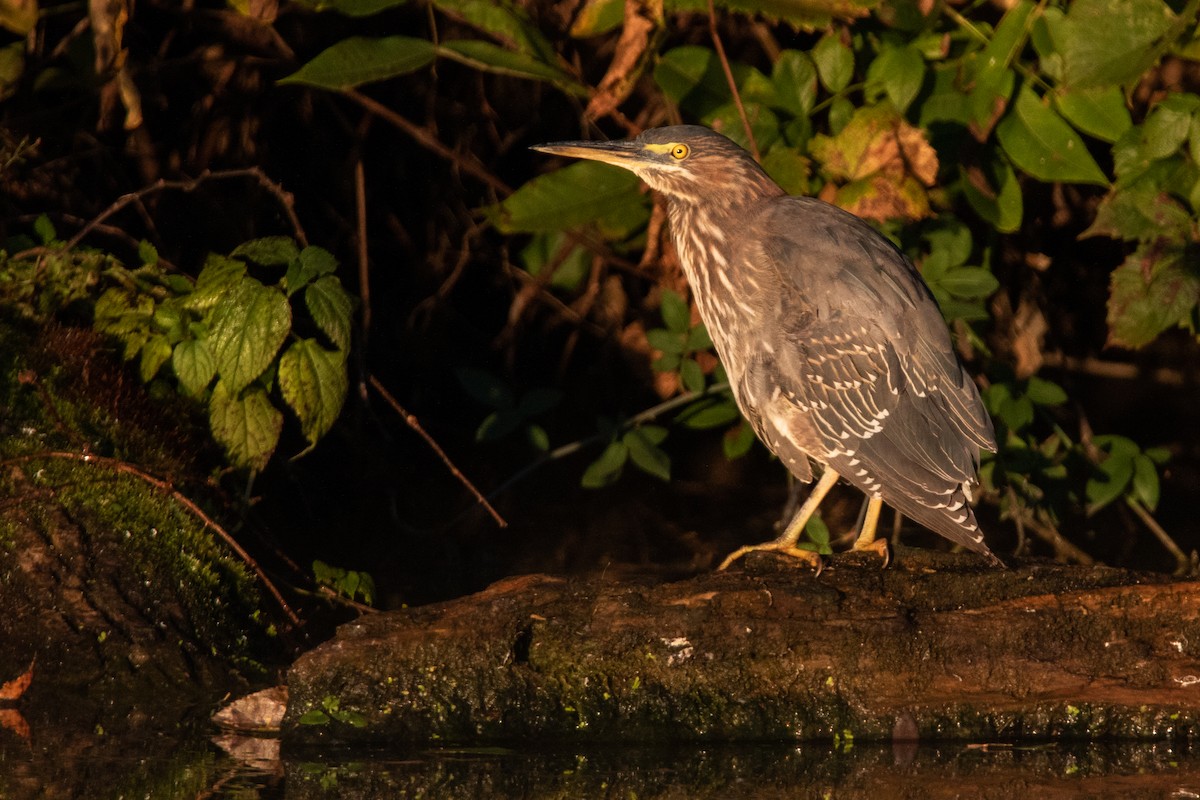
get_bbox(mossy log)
[283,550,1200,744]
[0,319,269,728]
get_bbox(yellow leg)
[717,469,840,572]
[850,495,890,567]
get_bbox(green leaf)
[516,387,562,417]
[680,358,705,393]
[654,46,730,117]
[209,278,292,393]
[33,214,56,245]
[477,409,522,441]
[772,50,818,117]
[660,289,690,333]
[455,368,514,408]
[646,328,685,355]
[968,0,1033,131]
[296,0,407,15]
[305,275,354,352]
[1060,0,1177,88]
[812,35,853,93]
[581,440,628,488]
[1083,184,1194,243]
[676,397,740,429]
[937,266,999,299]
[722,421,755,459]
[209,380,284,471]
[279,36,436,89]
[527,424,550,452]
[434,0,558,66]
[866,44,924,114]
[1025,376,1068,406]
[279,339,349,446]
[1131,453,1160,511]
[298,709,330,726]
[1106,241,1200,349]
[1140,96,1198,160]
[1054,87,1133,144]
[960,156,1023,233]
[623,428,671,482]
[1086,446,1134,514]
[139,334,173,382]
[685,323,713,352]
[761,145,810,196]
[184,254,247,313]
[172,339,217,397]
[231,236,300,267]
[1144,446,1171,465]
[803,514,831,552]
[490,161,644,234]
[996,85,1109,185]
[437,40,583,94]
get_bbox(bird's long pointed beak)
[530,139,643,167]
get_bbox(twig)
[0,451,301,628]
[342,89,512,196]
[353,155,372,343]
[63,167,307,251]
[1125,496,1191,575]
[367,375,507,528]
[706,0,759,161]
[1042,351,1190,387]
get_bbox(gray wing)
[740,197,998,560]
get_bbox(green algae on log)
[282,553,1200,744]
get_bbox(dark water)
[2,723,1199,799]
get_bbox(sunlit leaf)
[995,86,1108,185]
[812,34,853,93]
[172,339,217,397]
[489,161,644,234]
[209,380,284,471]
[209,278,292,393]
[305,275,354,352]
[279,338,348,446]
[1060,0,1176,88]
[280,36,435,89]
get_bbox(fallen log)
[281,549,1200,744]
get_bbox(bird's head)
[532,125,779,205]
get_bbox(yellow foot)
[717,542,825,574]
[848,536,892,569]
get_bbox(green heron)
[533,126,1001,569]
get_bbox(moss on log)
[284,551,1200,744]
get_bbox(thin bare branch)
[367,375,507,528]
[706,0,759,161]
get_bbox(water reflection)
[2,732,1199,798]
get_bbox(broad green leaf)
[924,220,973,271]
[437,40,584,95]
[685,323,713,351]
[1107,242,1200,348]
[959,156,1023,233]
[803,515,831,552]
[279,339,349,446]
[172,339,217,397]
[646,328,685,355]
[569,0,623,37]
[516,387,561,417]
[1025,376,1067,406]
[138,240,159,266]
[33,214,55,244]
[967,0,1032,132]
[996,86,1108,185]
[866,44,924,114]
[581,440,628,488]
[812,35,853,93]
[185,254,248,313]
[1140,96,1198,160]
[1055,87,1132,144]
[1086,447,1134,514]
[209,380,284,471]
[638,424,669,445]
[937,266,999,299]
[659,289,690,333]
[209,278,292,393]
[456,368,514,408]
[139,334,173,382]
[676,397,740,429]
[680,358,705,393]
[654,46,730,117]
[305,275,354,352]
[762,145,810,196]
[490,160,643,234]
[295,0,407,15]
[772,50,818,117]
[722,421,755,459]
[623,428,671,481]
[1060,0,1176,88]
[520,232,589,291]
[527,424,550,452]
[279,36,435,89]
[1131,453,1160,510]
[1083,184,1194,243]
[703,102,781,153]
[435,0,558,66]
[231,236,300,267]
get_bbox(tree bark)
[283,549,1200,744]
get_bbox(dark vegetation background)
[1,0,1198,618]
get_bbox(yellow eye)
[671,144,689,160]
